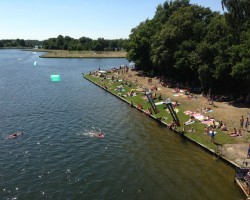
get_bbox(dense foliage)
[42,35,128,51]
[127,0,250,103]
[0,39,42,48]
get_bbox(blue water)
[0,49,244,199]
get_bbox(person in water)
[6,131,23,139]
[12,132,23,137]
[98,133,104,137]
[90,132,104,138]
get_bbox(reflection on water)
[0,50,244,199]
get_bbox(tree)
[19,39,26,46]
[127,19,156,71]
[55,35,64,49]
[221,0,250,43]
[151,4,213,78]
[0,41,4,47]
[229,30,250,103]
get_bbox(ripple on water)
[0,52,244,199]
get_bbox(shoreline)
[84,70,250,197]
[22,49,127,58]
[83,74,240,168]
[83,68,250,168]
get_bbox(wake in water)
[5,131,23,139]
[76,125,105,138]
[76,130,105,138]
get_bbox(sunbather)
[220,123,228,131]
[137,103,142,110]
[204,126,209,135]
[185,119,194,125]
[145,108,152,115]
[188,127,195,133]
[229,128,242,137]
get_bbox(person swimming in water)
[6,131,23,139]
[89,132,104,138]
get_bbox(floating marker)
[129,62,135,67]
[34,61,37,66]
[50,75,61,82]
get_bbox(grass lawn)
[84,72,240,151]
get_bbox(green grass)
[84,73,239,151]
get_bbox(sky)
[0,0,224,41]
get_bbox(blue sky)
[0,0,223,40]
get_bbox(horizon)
[0,0,224,41]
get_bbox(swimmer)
[89,132,105,138]
[6,131,23,139]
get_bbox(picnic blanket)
[184,111,194,115]
[202,120,219,126]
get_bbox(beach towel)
[185,120,195,125]
[155,101,165,106]
[194,115,205,121]
[201,120,213,125]
[184,111,194,115]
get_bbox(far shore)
[23,49,127,58]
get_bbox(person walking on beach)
[240,116,244,130]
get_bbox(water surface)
[0,49,244,199]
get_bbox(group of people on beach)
[92,66,250,145]
[229,116,250,137]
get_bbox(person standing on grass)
[247,144,250,158]
[240,116,244,130]
[246,117,249,131]
[210,129,215,143]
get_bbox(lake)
[0,49,244,199]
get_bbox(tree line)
[0,37,129,52]
[42,35,129,51]
[126,0,250,104]
[0,39,42,48]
